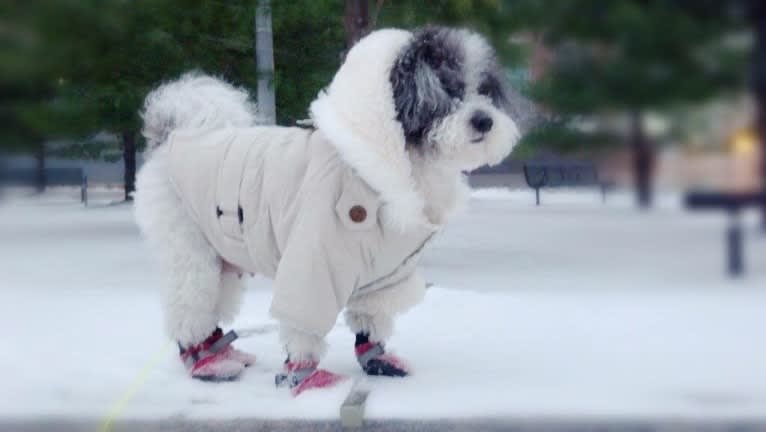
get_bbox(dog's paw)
[363,354,409,377]
[290,369,346,396]
[222,346,256,367]
[275,360,346,396]
[356,341,410,377]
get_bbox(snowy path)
[1,189,765,429]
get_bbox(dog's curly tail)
[140,71,258,150]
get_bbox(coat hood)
[310,29,427,232]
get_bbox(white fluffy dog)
[134,27,519,394]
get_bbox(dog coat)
[166,29,466,338]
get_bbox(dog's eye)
[478,80,495,97]
[478,76,504,105]
[429,50,444,69]
[445,80,465,100]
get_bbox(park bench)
[0,167,88,205]
[523,161,614,205]
[684,190,766,277]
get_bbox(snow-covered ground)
[1,187,765,427]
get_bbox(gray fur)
[390,27,511,146]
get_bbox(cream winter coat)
[166,29,456,339]
[168,126,436,338]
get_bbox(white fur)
[409,156,471,225]
[310,29,430,232]
[459,30,495,94]
[278,325,328,362]
[134,148,226,346]
[135,73,255,346]
[217,272,245,325]
[426,97,520,171]
[345,272,427,342]
[141,72,257,150]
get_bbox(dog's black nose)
[470,111,493,133]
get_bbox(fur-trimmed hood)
[309,29,426,231]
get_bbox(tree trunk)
[255,0,276,125]
[344,0,370,49]
[122,130,136,201]
[751,0,766,228]
[34,141,46,194]
[630,111,653,208]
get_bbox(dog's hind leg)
[216,271,256,366]
[135,150,247,380]
[217,270,245,326]
[135,150,224,346]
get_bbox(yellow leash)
[100,339,174,432]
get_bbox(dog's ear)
[390,27,464,144]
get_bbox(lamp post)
[255,0,275,125]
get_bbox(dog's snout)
[470,111,493,134]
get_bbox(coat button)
[349,205,367,223]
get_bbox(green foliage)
[509,0,749,113]
[271,1,345,124]
[3,0,751,163]
[377,0,527,67]
[503,0,750,158]
[1,0,345,157]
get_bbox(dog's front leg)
[346,311,409,377]
[344,272,427,377]
[276,324,345,395]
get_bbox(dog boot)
[223,346,256,367]
[355,333,409,377]
[274,359,346,396]
[179,328,249,381]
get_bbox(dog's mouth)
[470,134,486,143]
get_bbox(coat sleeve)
[269,188,366,338]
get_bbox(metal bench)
[684,190,766,277]
[523,161,614,205]
[1,167,88,205]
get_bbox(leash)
[99,324,276,430]
[99,339,174,432]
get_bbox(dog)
[134,26,519,395]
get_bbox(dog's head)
[390,27,520,171]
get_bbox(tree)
[270,1,345,124]
[3,1,350,197]
[3,0,266,200]
[507,0,748,207]
[0,0,81,192]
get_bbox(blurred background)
[1,0,763,212]
[2,2,766,427]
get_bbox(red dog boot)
[222,346,256,367]
[355,333,409,377]
[179,328,253,381]
[274,359,346,396]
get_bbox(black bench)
[684,190,766,277]
[523,161,614,205]
[0,167,88,205]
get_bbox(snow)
[1,187,765,424]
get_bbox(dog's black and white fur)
[392,27,510,145]
[135,26,519,384]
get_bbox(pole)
[255,0,276,125]
[727,212,744,277]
